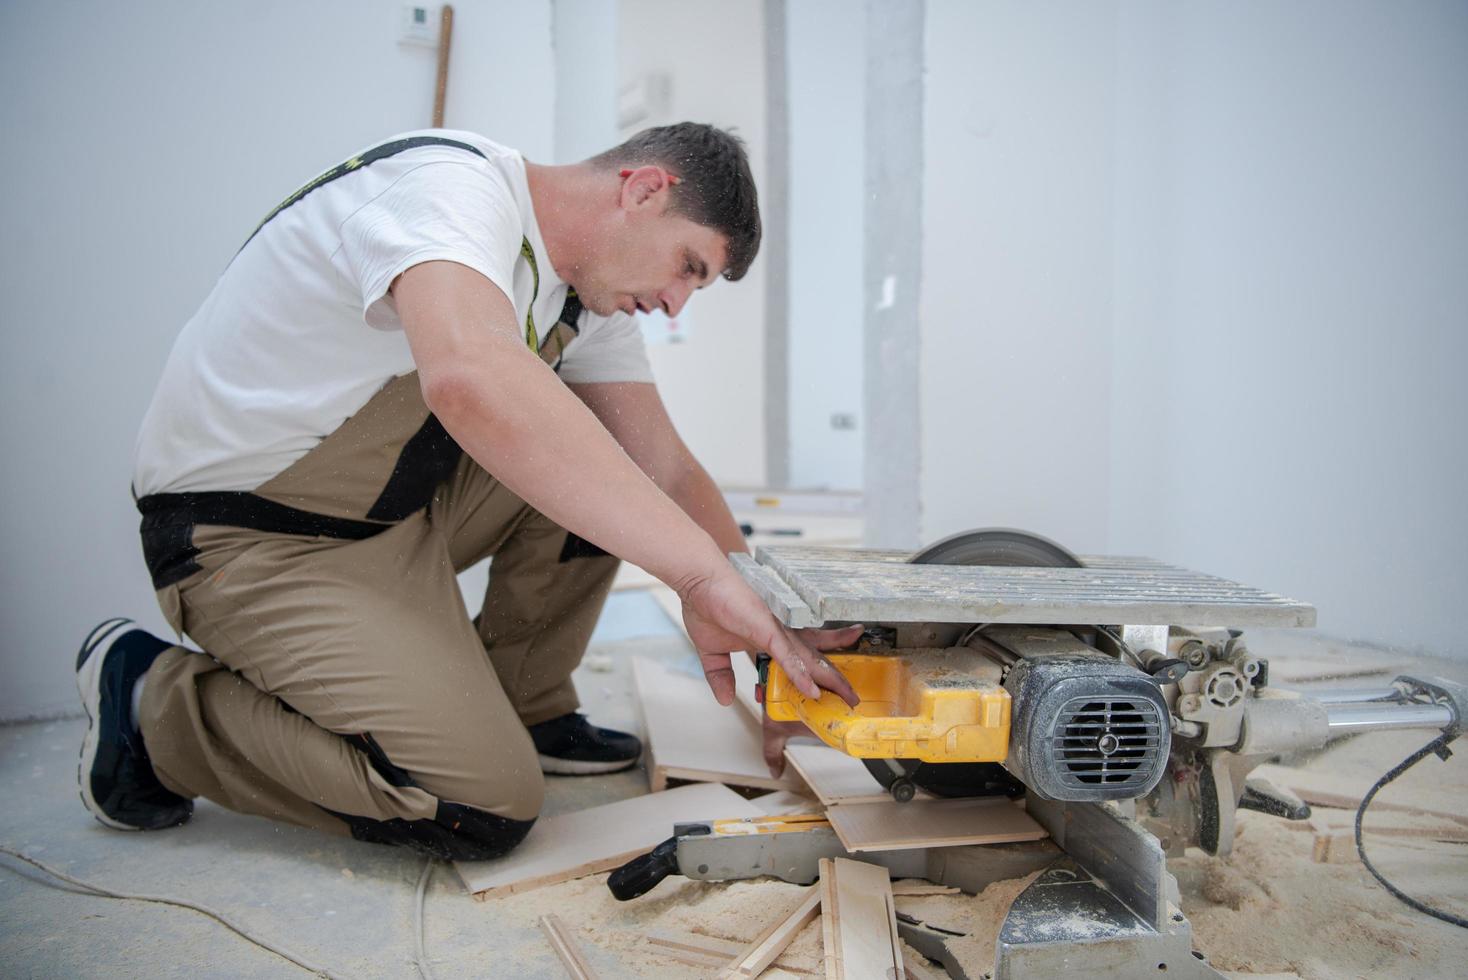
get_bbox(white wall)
[916,0,1467,657]
[1108,0,1468,656]
[553,0,618,162]
[919,1,1117,552]
[786,0,865,490]
[618,0,768,487]
[0,0,557,719]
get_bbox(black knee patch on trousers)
[324,733,536,861]
[322,801,536,861]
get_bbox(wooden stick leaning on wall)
[432,4,454,127]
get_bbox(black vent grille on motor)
[1051,697,1164,790]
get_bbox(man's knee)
[328,799,538,861]
[338,732,544,861]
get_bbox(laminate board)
[819,857,903,979]
[455,782,760,899]
[826,797,1047,853]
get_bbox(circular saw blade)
[910,527,1081,568]
[862,528,1081,800]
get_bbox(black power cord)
[1354,729,1468,929]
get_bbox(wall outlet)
[830,412,859,431]
[399,5,437,46]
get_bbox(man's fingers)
[763,736,787,778]
[769,631,860,707]
[699,652,736,706]
[808,654,860,707]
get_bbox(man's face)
[572,167,730,319]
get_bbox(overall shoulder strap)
[237,135,488,255]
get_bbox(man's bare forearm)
[430,349,723,588]
[397,267,724,591]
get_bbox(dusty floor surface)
[3,598,1467,978]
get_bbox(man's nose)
[659,280,694,318]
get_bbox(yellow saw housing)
[764,649,1011,763]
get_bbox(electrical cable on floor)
[1354,729,1468,929]
[413,857,438,980]
[0,844,359,979]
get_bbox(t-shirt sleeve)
[556,309,657,384]
[338,159,521,330]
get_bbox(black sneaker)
[527,712,642,775]
[75,618,193,830]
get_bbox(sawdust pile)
[1170,724,1468,979]
[1173,810,1468,979]
[895,871,1042,976]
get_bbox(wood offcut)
[539,913,599,980]
[819,857,904,979]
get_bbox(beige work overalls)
[134,137,613,859]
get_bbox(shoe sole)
[75,617,141,831]
[537,753,640,776]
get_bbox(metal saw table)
[733,545,1316,629]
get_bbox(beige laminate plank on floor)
[632,656,797,792]
[819,857,903,979]
[826,796,1048,853]
[455,783,760,899]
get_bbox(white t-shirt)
[133,130,654,496]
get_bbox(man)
[77,123,858,859]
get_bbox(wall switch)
[830,412,859,431]
[399,5,437,46]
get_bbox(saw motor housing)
[764,624,1172,803]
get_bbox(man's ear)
[618,165,672,210]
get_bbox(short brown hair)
[592,123,761,281]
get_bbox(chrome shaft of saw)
[1325,701,1456,734]
[1311,674,1465,735]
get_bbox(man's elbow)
[420,370,486,429]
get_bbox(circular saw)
[861,527,1082,802]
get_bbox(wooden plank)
[539,913,599,979]
[1252,764,1468,826]
[719,887,823,979]
[455,783,760,899]
[1308,818,1468,863]
[650,947,730,969]
[819,857,903,979]
[827,797,1048,853]
[753,789,823,816]
[647,929,745,959]
[632,656,798,792]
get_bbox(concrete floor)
[3,593,1465,978]
[0,590,686,979]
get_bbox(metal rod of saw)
[1326,702,1455,734]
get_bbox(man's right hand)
[676,562,860,710]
